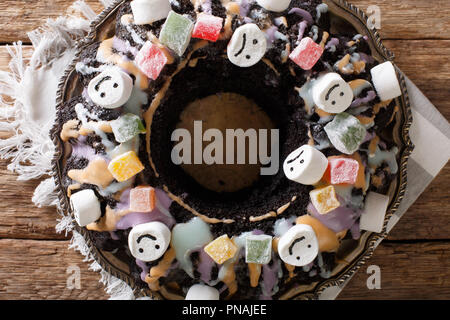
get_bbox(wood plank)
[0,0,104,43]
[338,241,450,300]
[388,166,450,241]
[0,0,449,43]
[0,239,448,299]
[384,39,450,121]
[349,0,450,40]
[0,239,108,299]
[0,160,68,240]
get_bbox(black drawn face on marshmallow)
[278,224,319,266]
[128,222,171,262]
[312,72,354,114]
[227,23,267,68]
[87,67,134,109]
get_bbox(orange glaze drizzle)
[60,120,80,142]
[319,31,329,48]
[296,215,340,252]
[368,135,380,157]
[98,38,149,90]
[248,263,262,288]
[68,158,114,189]
[145,247,176,291]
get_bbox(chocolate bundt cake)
[54,0,403,300]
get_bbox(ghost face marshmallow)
[278,224,319,267]
[312,72,354,114]
[128,222,171,262]
[87,67,134,109]
[227,23,267,68]
[283,145,328,185]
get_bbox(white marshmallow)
[370,61,402,101]
[87,67,133,109]
[227,23,267,68]
[128,222,171,262]
[130,0,171,25]
[70,189,102,227]
[185,284,220,300]
[256,0,292,12]
[312,73,354,113]
[360,192,390,233]
[283,145,328,185]
[278,224,319,267]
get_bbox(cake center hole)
[175,92,276,193]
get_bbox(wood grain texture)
[0,0,103,43]
[0,239,108,299]
[338,242,450,300]
[350,0,450,40]
[0,0,448,300]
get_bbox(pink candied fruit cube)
[135,41,168,80]
[130,186,156,213]
[289,37,324,70]
[329,158,359,185]
[192,13,223,42]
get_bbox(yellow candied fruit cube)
[310,185,341,215]
[108,151,144,182]
[204,235,238,265]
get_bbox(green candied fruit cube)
[159,11,194,57]
[245,235,272,265]
[324,112,367,155]
[110,113,146,143]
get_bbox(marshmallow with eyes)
[370,61,402,101]
[185,284,220,300]
[312,73,354,113]
[70,189,102,227]
[278,224,319,266]
[256,0,292,12]
[227,23,267,68]
[87,68,133,109]
[128,222,171,262]
[283,145,328,185]
[130,0,171,25]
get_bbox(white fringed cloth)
[0,0,139,300]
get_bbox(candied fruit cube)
[159,11,194,56]
[329,158,359,185]
[135,41,168,80]
[289,37,324,70]
[324,112,367,155]
[204,235,238,264]
[108,151,144,182]
[245,234,272,265]
[110,113,146,143]
[130,186,156,213]
[192,13,223,42]
[310,185,341,215]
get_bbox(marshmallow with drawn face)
[87,68,133,109]
[283,145,328,185]
[278,224,319,266]
[312,73,354,114]
[185,284,220,300]
[256,0,292,12]
[128,222,171,262]
[70,189,102,227]
[227,23,267,68]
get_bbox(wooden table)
[0,0,448,300]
